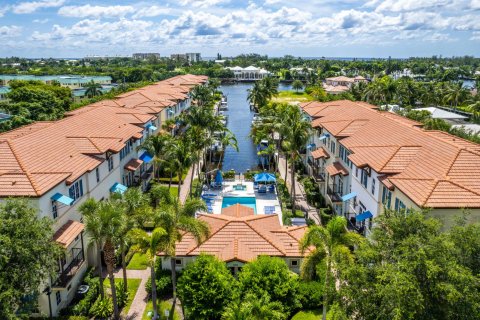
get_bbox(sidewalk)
[103,267,150,319]
[277,155,321,224]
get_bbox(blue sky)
[0,0,479,58]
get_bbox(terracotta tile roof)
[163,205,309,262]
[326,162,349,176]
[124,159,143,171]
[0,74,206,197]
[311,147,330,159]
[53,220,84,248]
[301,100,480,208]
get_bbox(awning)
[146,124,158,131]
[254,172,276,183]
[139,152,153,163]
[319,133,330,140]
[51,193,74,206]
[311,147,330,159]
[53,220,84,248]
[124,159,143,171]
[326,162,349,177]
[341,192,357,202]
[378,175,395,190]
[356,211,373,222]
[110,182,128,194]
[306,143,316,150]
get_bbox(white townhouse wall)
[301,99,480,236]
[0,74,207,317]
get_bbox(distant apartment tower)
[171,54,187,62]
[186,53,201,63]
[170,53,201,63]
[132,53,160,60]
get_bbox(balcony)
[53,249,85,288]
[327,184,343,202]
[313,169,326,182]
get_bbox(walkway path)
[103,267,150,319]
[277,155,321,224]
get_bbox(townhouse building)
[0,74,207,317]
[301,100,480,233]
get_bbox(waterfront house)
[323,76,367,94]
[225,66,271,81]
[159,204,309,274]
[301,100,480,234]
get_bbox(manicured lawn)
[157,171,188,184]
[127,253,149,270]
[142,299,181,320]
[103,277,142,314]
[169,186,179,198]
[291,309,323,320]
[272,90,314,103]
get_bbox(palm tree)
[138,133,172,181]
[78,198,105,300]
[129,227,167,320]
[247,81,268,110]
[222,293,286,320]
[84,80,103,98]
[282,105,311,211]
[99,200,124,320]
[300,216,363,320]
[443,82,469,110]
[117,187,150,293]
[217,130,239,169]
[167,138,195,197]
[292,80,304,93]
[151,187,209,320]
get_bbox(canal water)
[220,83,292,174]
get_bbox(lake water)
[220,83,292,174]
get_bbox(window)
[330,141,336,154]
[68,179,84,202]
[51,200,58,219]
[290,260,299,267]
[361,170,368,188]
[355,167,359,178]
[55,291,61,306]
[108,156,114,172]
[175,259,183,266]
[95,168,100,183]
[382,186,392,208]
[119,140,132,161]
[394,198,406,211]
[371,179,376,195]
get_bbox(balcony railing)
[327,184,343,202]
[313,169,326,182]
[53,249,85,288]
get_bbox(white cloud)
[178,0,229,8]
[33,18,50,23]
[375,0,451,12]
[13,0,64,14]
[471,0,480,9]
[132,6,171,18]
[58,5,135,18]
[0,26,22,38]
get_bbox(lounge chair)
[258,185,267,193]
[253,182,259,190]
[267,184,275,193]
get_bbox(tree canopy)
[0,198,61,319]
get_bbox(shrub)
[115,281,128,308]
[177,254,236,319]
[297,281,324,310]
[238,256,301,316]
[89,297,113,319]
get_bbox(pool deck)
[201,180,282,221]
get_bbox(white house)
[225,66,271,80]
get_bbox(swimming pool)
[222,197,257,213]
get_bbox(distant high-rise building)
[132,53,160,60]
[170,53,201,63]
[186,53,201,63]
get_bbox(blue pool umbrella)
[215,170,223,185]
[254,172,276,183]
